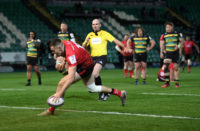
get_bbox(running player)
[182,35,200,72]
[127,27,155,85]
[115,34,134,78]
[38,39,127,116]
[25,31,42,86]
[82,19,127,101]
[160,22,184,88]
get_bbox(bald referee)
[82,19,127,101]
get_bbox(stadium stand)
[0,0,56,66]
[0,0,199,69]
[47,3,166,63]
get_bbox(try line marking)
[0,105,199,120]
[0,89,26,91]
[140,92,200,97]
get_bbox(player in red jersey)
[115,34,134,78]
[182,35,200,72]
[157,62,174,82]
[38,39,127,116]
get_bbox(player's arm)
[126,38,132,48]
[54,66,77,98]
[115,45,123,54]
[160,34,165,59]
[160,40,165,59]
[178,37,184,56]
[113,39,133,53]
[55,56,66,71]
[193,43,200,54]
[113,39,124,48]
[82,35,90,49]
[147,39,156,51]
[70,33,76,43]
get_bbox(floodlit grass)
[0,67,200,131]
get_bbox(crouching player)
[157,62,174,82]
[38,39,127,116]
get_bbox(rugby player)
[82,19,127,101]
[157,62,174,82]
[127,27,155,85]
[182,35,200,72]
[160,22,184,88]
[57,22,76,75]
[38,39,127,116]
[25,31,42,86]
[115,34,134,78]
[57,22,76,43]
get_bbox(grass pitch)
[0,68,200,131]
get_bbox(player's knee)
[164,59,171,64]
[128,67,132,71]
[93,73,99,78]
[87,83,102,93]
[174,66,179,71]
[188,59,192,66]
[135,65,140,70]
[27,68,31,72]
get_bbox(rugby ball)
[47,96,64,107]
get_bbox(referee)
[82,19,127,101]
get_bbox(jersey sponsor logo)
[68,55,76,64]
[91,38,101,45]
[186,45,192,47]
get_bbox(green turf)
[0,68,200,131]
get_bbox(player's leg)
[128,56,134,78]
[162,58,171,88]
[26,64,32,86]
[82,74,127,106]
[141,62,147,84]
[187,58,192,73]
[169,68,174,82]
[181,55,185,72]
[34,65,42,85]
[93,63,102,84]
[123,61,128,78]
[38,72,81,116]
[134,62,140,85]
[93,63,105,100]
[173,63,180,87]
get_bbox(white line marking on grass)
[0,105,199,120]
[140,92,200,97]
[0,89,26,91]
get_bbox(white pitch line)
[140,92,200,97]
[0,105,199,120]
[0,89,26,91]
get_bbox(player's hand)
[53,54,57,60]
[51,93,61,102]
[86,37,90,43]
[174,45,179,51]
[146,47,151,51]
[55,56,65,71]
[160,52,164,59]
